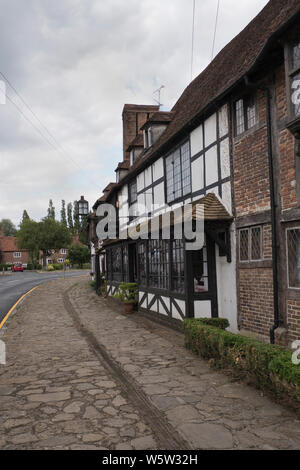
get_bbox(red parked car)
[11,263,24,272]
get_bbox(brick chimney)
[122,104,159,162]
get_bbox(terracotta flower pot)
[124,302,134,314]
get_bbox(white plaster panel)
[161,296,170,312]
[205,145,218,186]
[158,300,168,316]
[149,300,158,313]
[173,299,185,317]
[219,104,229,137]
[154,182,165,207]
[148,293,154,307]
[145,192,153,213]
[204,113,217,147]
[190,124,203,156]
[191,156,204,193]
[220,138,230,179]
[194,300,211,318]
[137,193,146,210]
[222,182,232,214]
[172,308,183,321]
[144,166,152,188]
[153,158,164,181]
[137,172,145,192]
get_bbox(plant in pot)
[118,282,138,314]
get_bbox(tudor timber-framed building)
[89,0,300,347]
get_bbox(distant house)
[0,232,30,266]
[40,233,82,265]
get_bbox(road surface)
[0,270,90,324]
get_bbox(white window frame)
[60,248,66,254]
[13,252,21,258]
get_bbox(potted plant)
[118,282,138,314]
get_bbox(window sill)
[239,260,272,269]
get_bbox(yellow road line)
[0,286,38,331]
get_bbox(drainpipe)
[244,76,280,344]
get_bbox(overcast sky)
[0,0,269,227]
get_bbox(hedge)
[183,318,300,405]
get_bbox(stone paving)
[0,277,300,450]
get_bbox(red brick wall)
[287,300,300,344]
[233,91,271,217]
[239,267,274,339]
[1,251,30,265]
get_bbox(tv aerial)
[153,85,165,107]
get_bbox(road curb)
[0,286,39,331]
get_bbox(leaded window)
[112,246,122,281]
[239,226,262,262]
[171,239,185,294]
[234,95,257,136]
[106,250,112,281]
[287,228,300,288]
[122,245,129,282]
[128,179,137,205]
[148,240,169,289]
[138,242,147,286]
[165,141,191,203]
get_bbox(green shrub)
[0,264,12,271]
[88,280,96,289]
[53,263,63,270]
[193,317,229,330]
[47,265,54,271]
[117,282,138,304]
[26,263,33,270]
[183,319,300,403]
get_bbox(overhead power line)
[211,0,220,61]
[0,71,103,190]
[191,0,196,82]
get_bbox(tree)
[17,217,71,268]
[16,218,40,265]
[67,202,73,231]
[68,243,90,268]
[73,200,80,233]
[0,219,17,236]
[47,199,55,220]
[60,200,67,227]
[38,218,71,267]
[21,210,30,224]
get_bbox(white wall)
[215,223,238,332]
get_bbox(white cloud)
[0,0,269,226]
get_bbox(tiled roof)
[97,0,300,204]
[140,111,174,129]
[115,160,130,171]
[0,236,24,252]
